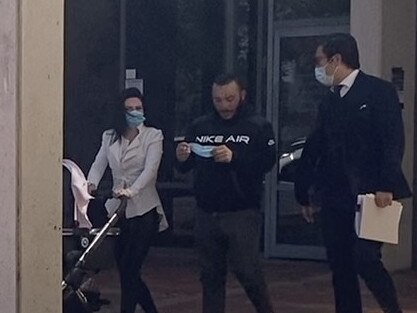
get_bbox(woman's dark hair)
[322,33,360,69]
[112,88,144,142]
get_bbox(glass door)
[264,19,349,260]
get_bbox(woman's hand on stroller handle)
[113,188,132,199]
[87,183,97,196]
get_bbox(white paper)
[125,78,144,94]
[355,194,403,244]
[125,69,136,79]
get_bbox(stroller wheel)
[63,287,103,312]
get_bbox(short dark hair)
[213,73,246,91]
[321,33,360,69]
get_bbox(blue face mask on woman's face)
[125,110,146,128]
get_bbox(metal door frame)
[413,12,417,269]
[264,13,349,259]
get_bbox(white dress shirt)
[88,124,168,231]
[332,69,360,97]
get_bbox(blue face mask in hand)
[190,143,215,158]
[125,110,146,128]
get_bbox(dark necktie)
[334,84,344,98]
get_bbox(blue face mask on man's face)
[125,110,146,128]
[190,143,215,158]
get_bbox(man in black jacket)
[176,73,276,313]
[295,33,411,313]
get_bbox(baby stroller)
[62,159,125,312]
[62,197,127,313]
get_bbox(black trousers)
[195,208,274,313]
[115,209,159,313]
[321,201,402,313]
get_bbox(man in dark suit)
[295,33,411,313]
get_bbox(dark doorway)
[64,0,263,243]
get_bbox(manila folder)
[356,194,403,244]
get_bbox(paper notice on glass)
[355,194,403,244]
[125,78,144,94]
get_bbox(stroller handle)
[76,197,127,266]
[63,197,127,293]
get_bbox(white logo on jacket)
[196,135,250,144]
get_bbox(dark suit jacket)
[295,71,411,207]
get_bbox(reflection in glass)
[275,0,350,21]
[276,35,330,247]
[278,36,328,152]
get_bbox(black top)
[295,71,411,208]
[177,105,276,212]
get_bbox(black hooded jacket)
[176,105,276,213]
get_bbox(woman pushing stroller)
[87,87,168,313]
